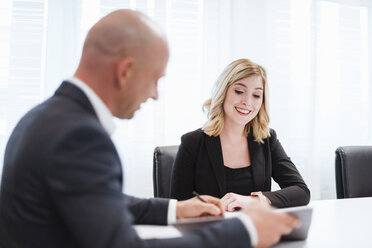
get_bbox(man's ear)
[115,56,134,89]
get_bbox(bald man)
[0,9,299,248]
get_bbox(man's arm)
[126,195,169,225]
[126,194,223,225]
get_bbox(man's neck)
[73,72,114,115]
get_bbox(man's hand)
[243,201,300,248]
[176,195,224,219]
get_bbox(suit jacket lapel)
[248,132,266,191]
[205,135,226,197]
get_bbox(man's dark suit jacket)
[170,128,310,208]
[0,82,251,248]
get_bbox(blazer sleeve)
[47,124,251,248]
[126,194,169,225]
[262,129,311,208]
[170,132,200,200]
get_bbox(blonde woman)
[170,58,310,210]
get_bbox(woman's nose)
[241,98,251,106]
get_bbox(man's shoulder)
[13,87,104,152]
[30,92,97,127]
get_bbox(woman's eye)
[235,90,244,95]
[253,94,261,98]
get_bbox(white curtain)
[0,0,371,200]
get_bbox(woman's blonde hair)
[202,58,270,143]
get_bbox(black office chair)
[335,146,372,199]
[153,145,179,198]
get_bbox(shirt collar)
[68,77,116,135]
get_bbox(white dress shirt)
[67,77,258,247]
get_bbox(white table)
[274,197,372,247]
[136,197,372,247]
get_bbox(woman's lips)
[235,107,251,115]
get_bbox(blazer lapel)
[248,132,266,191]
[205,135,226,197]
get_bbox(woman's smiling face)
[223,75,264,127]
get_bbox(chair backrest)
[335,146,372,199]
[153,145,179,198]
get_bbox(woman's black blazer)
[170,128,310,208]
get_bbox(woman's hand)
[221,192,271,212]
[250,191,271,205]
[221,193,257,212]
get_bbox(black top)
[225,166,254,195]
